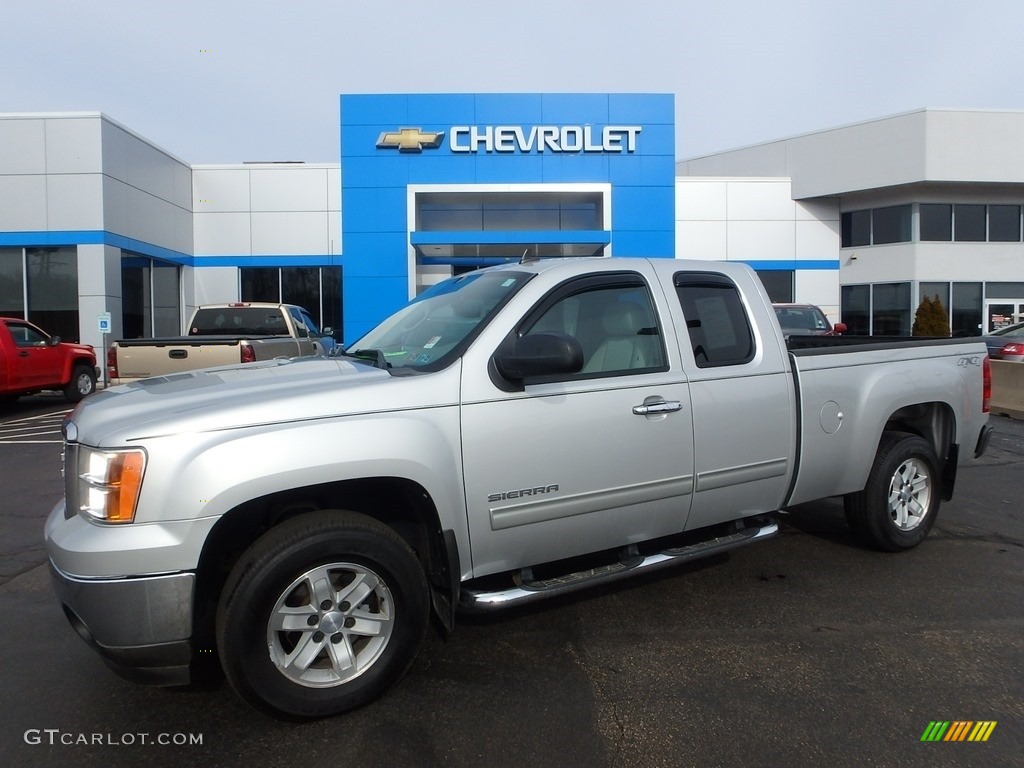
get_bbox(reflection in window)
[872,205,912,244]
[954,204,986,242]
[0,248,25,318]
[27,247,79,342]
[871,282,911,336]
[755,270,794,303]
[919,204,952,241]
[841,284,870,336]
[988,205,1021,242]
[841,210,871,247]
[952,282,982,337]
[240,266,342,333]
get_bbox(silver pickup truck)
[45,257,993,720]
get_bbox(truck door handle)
[632,400,683,416]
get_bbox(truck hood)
[68,356,450,447]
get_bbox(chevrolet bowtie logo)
[376,127,445,152]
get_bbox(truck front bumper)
[48,560,195,686]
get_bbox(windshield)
[775,306,831,332]
[345,269,531,371]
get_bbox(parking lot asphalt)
[0,394,1021,768]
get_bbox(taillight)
[982,355,991,414]
[1001,342,1024,356]
[107,346,118,379]
[240,344,256,364]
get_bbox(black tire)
[216,510,429,720]
[63,364,96,402]
[844,432,941,552]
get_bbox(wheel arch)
[880,400,957,500]
[191,476,460,666]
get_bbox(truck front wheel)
[64,364,96,402]
[216,510,429,719]
[844,431,940,551]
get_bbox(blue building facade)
[339,93,676,341]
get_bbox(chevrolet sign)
[451,125,641,153]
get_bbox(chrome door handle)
[632,400,683,415]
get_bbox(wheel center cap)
[319,611,345,634]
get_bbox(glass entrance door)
[984,301,1024,333]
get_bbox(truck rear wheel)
[216,510,429,720]
[844,431,940,551]
[64,364,96,402]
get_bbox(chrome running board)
[459,518,778,613]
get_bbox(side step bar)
[459,518,779,613]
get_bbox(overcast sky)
[5,1,1024,164]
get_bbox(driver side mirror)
[494,332,584,382]
[833,322,847,335]
[48,335,61,346]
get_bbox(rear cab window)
[674,272,755,368]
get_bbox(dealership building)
[1,96,1022,349]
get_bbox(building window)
[920,282,951,324]
[988,205,1021,242]
[754,270,794,303]
[122,255,181,338]
[841,285,870,335]
[841,206,911,246]
[27,248,79,342]
[919,204,952,241]
[871,282,911,335]
[952,282,982,337]
[0,248,24,318]
[872,205,912,244]
[841,210,871,247]
[953,204,987,242]
[240,266,342,334]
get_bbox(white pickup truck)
[45,257,993,720]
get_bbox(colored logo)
[920,721,997,742]
[375,128,445,152]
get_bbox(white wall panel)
[794,270,841,322]
[0,118,46,174]
[47,174,104,230]
[0,175,47,230]
[193,168,251,212]
[795,219,839,261]
[194,212,252,255]
[251,212,328,254]
[327,167,340,211]
[676,221,727,261]
[726,180,794,220]
[250,167,329,212]
[191,266,239,305]
[727,221,795,262]
[45,117,103,174]
[675,180,726,220]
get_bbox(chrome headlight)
[75,447,147,524]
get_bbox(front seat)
[583,302,651,373]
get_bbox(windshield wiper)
[339,348,390,369]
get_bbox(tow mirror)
[495,333,583,381]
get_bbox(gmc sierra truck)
[45,257,993,720]
[107,302,331,384]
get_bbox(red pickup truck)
[0,317,97,404]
